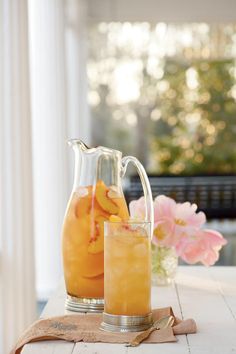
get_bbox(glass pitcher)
[62,140,153,312]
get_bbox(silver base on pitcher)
[100,312,153,332]
[65,295,104,313]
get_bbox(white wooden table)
[22,266,236,354]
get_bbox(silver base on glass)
[100,312,153,332]
[65,295,104,313]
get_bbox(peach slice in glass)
[75,244,104,278]
[92,199,110,219]
[113,198,130,220]
[109,215,122,222]
[95,180,119,214]
[88,216,107,254]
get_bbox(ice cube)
[75,186,89,198]
[133,243,148,258]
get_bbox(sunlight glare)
[87,91,100,106]
[155,23,167,39]
[112,61,141,104]
[186,67,199,89]
[126,113,137,126]
[151,109,161,121]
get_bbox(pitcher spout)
[68,139,90,151]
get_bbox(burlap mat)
[11,307,197,354]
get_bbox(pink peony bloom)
[152,195,176,247]
[129,195,227,266]
[153,195,206,247]
[129,196,146,220]
[176,229,227,266]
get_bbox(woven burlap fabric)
[11,307,197,354]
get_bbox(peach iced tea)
[62,180,129,299]
[104,222,151,316]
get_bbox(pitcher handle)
[121,156,154,235]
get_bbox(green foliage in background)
[150,59,236,175]
[91,58,236,175]
[88,23,236,175]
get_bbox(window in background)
[88,23,236,175]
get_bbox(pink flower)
[174,202,206,233]
[176,229,227,266]
[129,195,227,266]
[153,195,206,247]
[129,196,146,220]
[152,195,177,247]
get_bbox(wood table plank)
[210,266,236,321]
[22,341,75,354]
[73,342,127,354]
[175,266,236,354]
[21,267,236,354]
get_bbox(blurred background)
[1,0,236,352]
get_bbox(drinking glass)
[101,221,152,332]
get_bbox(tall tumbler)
[101,221,152,332]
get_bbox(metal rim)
[65,295,104,313]
[100,312,153,332]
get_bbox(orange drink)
[62,180,129,301]
[104,222,151,316]
[62,140,153,313]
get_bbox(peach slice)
[95,180,119,214]
[87,234,104,254]
[81,251,104,277]
[88,216,106,254]
[112,197,130,220]
[107,185,121,199]
[66,273,104,298]
[68,244,104,278]
[109,215,122,222]
[91,199,110,219]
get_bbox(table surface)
[22,266,236,354]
